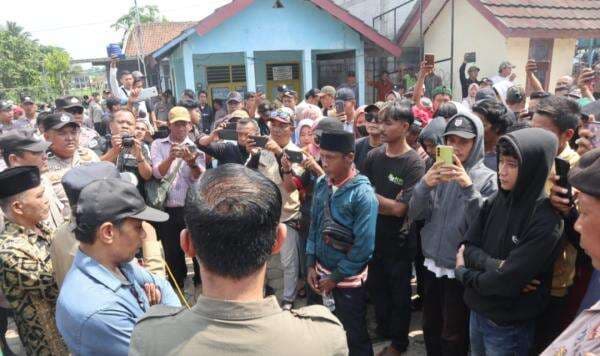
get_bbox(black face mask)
[356,125,368,137]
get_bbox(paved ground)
[5,259,427,355]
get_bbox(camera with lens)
[121,133,134,148]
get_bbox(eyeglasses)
[365,112,379,123]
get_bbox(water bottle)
[106,44,125,59]
[322,291,335,312]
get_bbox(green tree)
[43,47,72,96]
[111,5,166,35]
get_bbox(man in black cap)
[0,129,68,230]
[44,112,100,212]
[543,148,600,355]
[50,162,165,287]
[55,96,102,155]
[0,100,27,134]
[354,102,385,172]
[256,101,272,136]
[56,178,180,355]
[19,96,38,129]
[198,90,214,135]
[226,91,244,115]
[198,116,259,166]
[0,166,68,355]
[306,130,378,355]
[363,100,426,355]
[335,87,357,133]
[281,90,298,111]
[244,91,257,118]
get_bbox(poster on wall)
[272,66,293,81]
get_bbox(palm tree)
[5,21,31,39]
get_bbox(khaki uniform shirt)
[129,295,348,356]
[46,147,100,215]
[0,221,67,355]
[541,301,600,356]
[40,175,67,231]
[257,141,303,223]
[51,221,165,288]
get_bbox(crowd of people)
[0,54,598,356]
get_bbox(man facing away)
[130,164,348,356]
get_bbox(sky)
[0,0,230,60]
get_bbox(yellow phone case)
[436,145,454,166]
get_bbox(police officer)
[0,129,68,230]
[55,96,103,156]
[0,166,68,355]
[0,100,27,134]
[43,112,100,211]
[130,164,348,356]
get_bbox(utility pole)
[133,0,149,86]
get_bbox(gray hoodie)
[408,112,498,270]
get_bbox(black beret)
[569,148,600,197]
[0,166,41,199]
[320,130,355,154]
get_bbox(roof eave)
[152,28,197,59]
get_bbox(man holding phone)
[335,88,357,134]
[459,53,480,99]
[246,107,303,310]
[409,112,497,356]
[197,113,258,166]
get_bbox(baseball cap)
[62,162,135,207]
[0,100,13,111]
[318,86,336,97]
[282,90,297,98]
[304,88,321,100]
[269,107,294,125]
[0,166,41,199]
[131,70,145,80]
[42,113,79,131]
[231,109,250,119]
[431,86,452,98]
[443,115,477,139]
[336,87,355,102]
[499,61,515,71]
[226,91,243,104]
[75,178,168,233]
[569,148,600,197]
[506,85,526,104]
[0,129,51,153]
[21,96,35,105]
[55,96,83,110]
[365,101,386,113]
[168,106,191,124]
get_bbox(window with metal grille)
[206,65,246,84]
[266,63,300,81]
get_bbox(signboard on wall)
[272,66,293,81]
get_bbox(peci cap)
[231,109,250,119]
[269,107,294,125]
[318,86,336,97]
[62,162,136,207]
[499,61,515,71]
[55,96,83,110]
[443,115,477,139]
[0,100,13,111]
[75,178,169,233]
[319,130,355,154]
[168,106,191,124]
[336,87,355,102]
[226,91,243,104]
[42,113,79,132]
[568,148,600,197]
[0,129,51,153]
[0,166,41,199]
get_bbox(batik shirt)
[0,221,67,355]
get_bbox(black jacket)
[456,128,564,325]
[459,62,478,99]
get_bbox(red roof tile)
[474,0,600,37]
[124,21,197,56]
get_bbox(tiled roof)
[476,0,600,37]
[123,21,197,56]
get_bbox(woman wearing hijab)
[461,83,480,109]
[352,105,368,139]
[455,128,564,355]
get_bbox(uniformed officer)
[130,163,348,356]
[55,96,103,155]
[43,112,100,210]
[0,166,68,355]
[0,129,68,230]
[50,162,165,288]
[0,100,28,134]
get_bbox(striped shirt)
[150,136,205,208]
